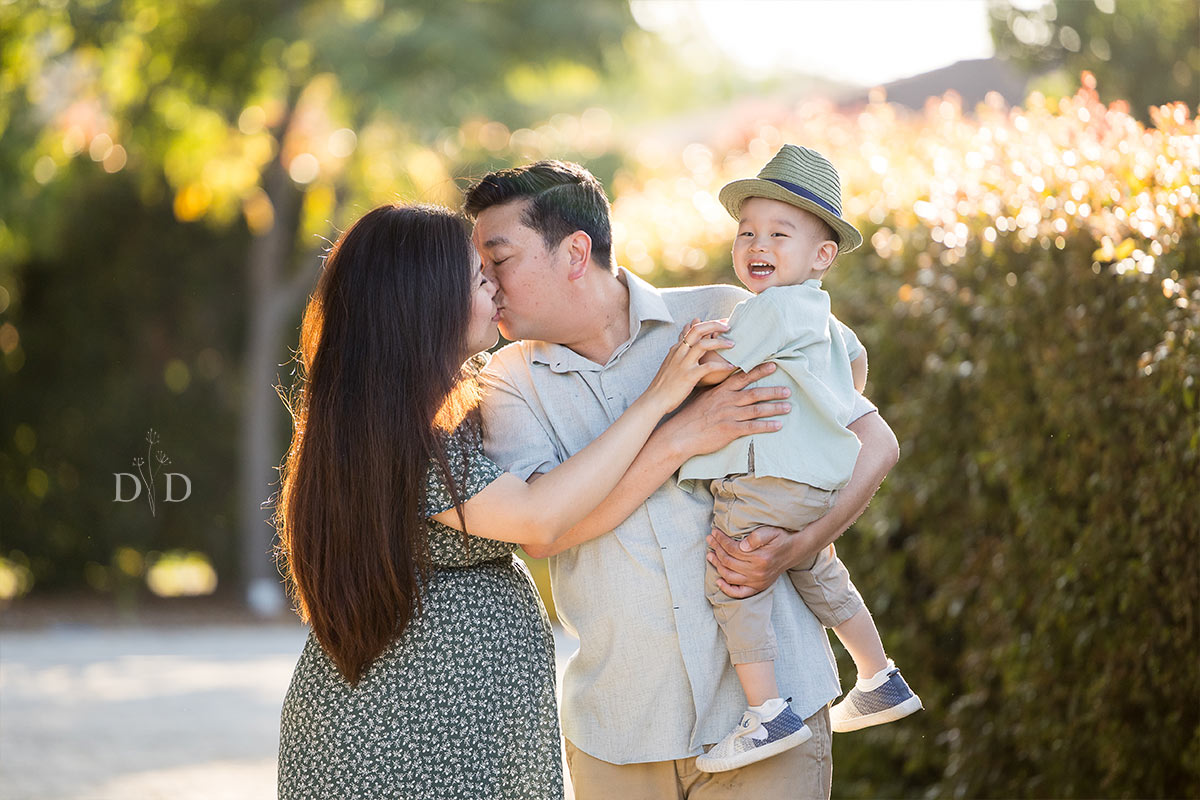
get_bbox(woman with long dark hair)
[274,204,728,798]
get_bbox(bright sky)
[631,0,997,87]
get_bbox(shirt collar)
[528,267,675,373]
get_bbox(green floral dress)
[277,417,562,799]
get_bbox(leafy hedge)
[616,82,1198,797]
[834,189,1197,800]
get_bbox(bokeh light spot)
[288,153,320,184]
[146,551,218,597]
[14,423,35,455]
[328,128,357,158]
[27,468,49,499]
[0,558,34,601]
[164,359,191,393]
[33,156,57,184]
[0,322,19,354]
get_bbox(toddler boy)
[681,145,921,773]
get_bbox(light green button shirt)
[479,268,876,765]
[679,281,863,492]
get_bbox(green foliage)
[0,0,637,252]
[824,192,1199,799]
[2,0,790,601]
[0,0,639,595]
[0,169,248,591]
[988,0,1199,121]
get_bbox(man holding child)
[468,151,901,798]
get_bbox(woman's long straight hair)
[275,204,478,685]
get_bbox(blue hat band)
[764,178,842,219]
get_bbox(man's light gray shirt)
[479,267,876,765]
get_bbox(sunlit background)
[2,0,1197,797]
[633,0,996,84]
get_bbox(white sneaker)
[830,665,923,733]
[695,703,812,773]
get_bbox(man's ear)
[563,231,593,281]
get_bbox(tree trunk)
[238,151,306,616]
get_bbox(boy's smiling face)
[732,196,839,293]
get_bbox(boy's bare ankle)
[833,607,889,679]
[733,660,780,706]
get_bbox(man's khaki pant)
[566,706,832,800]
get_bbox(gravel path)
[0,621,579,799]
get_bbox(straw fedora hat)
[719,144,863,254]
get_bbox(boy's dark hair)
[463,160,615,271]
[818,218,839,248]
[791,204,839,255]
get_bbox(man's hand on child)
[707,524,824,597]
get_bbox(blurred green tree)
[988,0,1198,120]
[1,0,637,610]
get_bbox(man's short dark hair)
[463,160,615,271]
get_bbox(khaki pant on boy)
[705,473,865,665]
